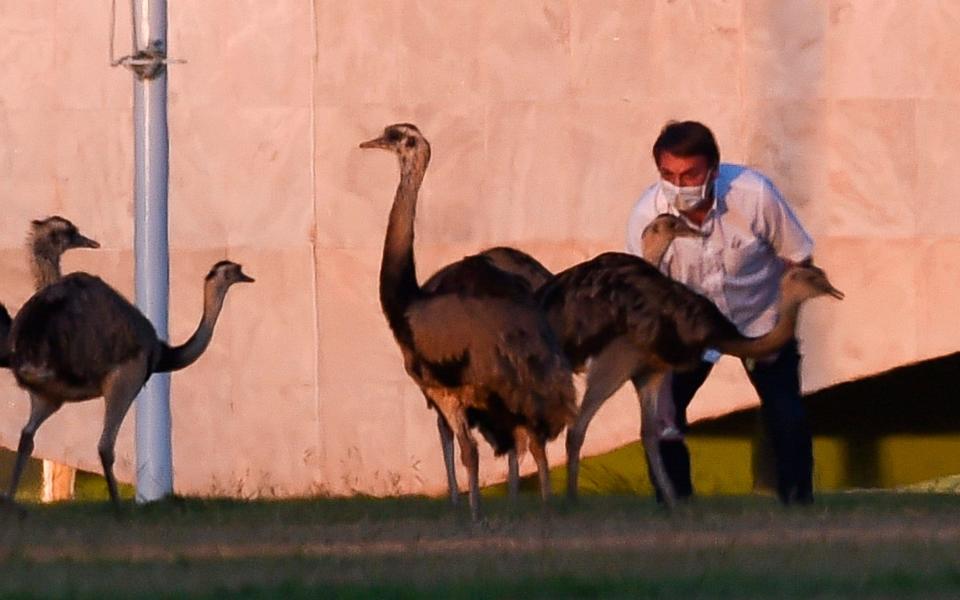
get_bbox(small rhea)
[476,212,840,507]
[3,253,253,510]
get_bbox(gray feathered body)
[467,246,554,292]
[388,254,576,454]
[537,252,742,372]
[9,273,161,400]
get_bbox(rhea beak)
[814,268,844,300]
[359,135,389,150]
[237,269,255,284]
[814,272,844,300]
[75,234,100,249]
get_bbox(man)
[626,120,815,505]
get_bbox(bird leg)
[507,448,520,501]
[99,360,148,510]
[431,395,482,520]
[506,426,530,501]
[5,394,62,502]
[435,411,459,505]
[527,434,552,501]
[634,372,677,509]
[453,420,481,521]
[566,337,642,500]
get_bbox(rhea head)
[359,123,430,170]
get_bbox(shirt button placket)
[703,236,727,314]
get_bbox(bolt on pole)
[131,0,172,504]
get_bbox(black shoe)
[778,483,814,506]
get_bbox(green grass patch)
[2,493,960,598]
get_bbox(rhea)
[480,214,843,506]
[2,259,253,508]
[360,123,576,519]
[26,216,102,499]
[0,216,101,368]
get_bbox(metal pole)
[132,0,172,503]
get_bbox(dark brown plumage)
[478,214,843,505]
[361,123,576,519]
[447,246,555,293]
[0,215,98,370]
[0,303,11,369]
[538,251,743,370]
[3,259,253,509]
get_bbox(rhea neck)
[157,280,230,372]
[379,144,430,324]
[713,293,805,360]
[641,233,676,268]
[30,241,65,290]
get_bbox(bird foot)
[471,515,493,532]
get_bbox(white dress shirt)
[626,163,813,340]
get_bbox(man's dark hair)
[652,121,720,168]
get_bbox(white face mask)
[661,169,712,212]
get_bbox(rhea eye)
[406,137,417,148]
[386,129,402,142]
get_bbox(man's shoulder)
[719,163,775,190]
[635,180,660,204]
[719,163,784,209]
[630,181,662,216]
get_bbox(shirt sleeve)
[626,184,660,256]
[756,175,814,263]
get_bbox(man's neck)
[679,197,714,227]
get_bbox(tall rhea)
[3,260,253,507]
[360,123,576,519]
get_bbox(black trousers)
[654,339,813,504]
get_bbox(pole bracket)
[112,39,185,80]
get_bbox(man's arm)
[756,175,814,264]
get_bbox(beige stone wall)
[0,1,956,497]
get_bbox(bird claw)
[471,515,493,532]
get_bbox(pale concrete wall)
[0,1,956,497]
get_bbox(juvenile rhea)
[470,213,699,497]
[481,213,841,506]
[3,260,254,508]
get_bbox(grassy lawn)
[2,492,960,598]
